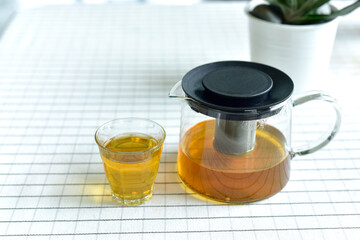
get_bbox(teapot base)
[177,173,289,204]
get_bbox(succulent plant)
[250,0,360,25]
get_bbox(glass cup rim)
[94,117,166,155]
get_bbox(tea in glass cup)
[95,118,166,205]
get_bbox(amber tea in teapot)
[178,119,290,203]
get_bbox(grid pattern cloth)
[0,3,359,239]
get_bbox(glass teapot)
[169,61,341,203]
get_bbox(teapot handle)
[292,92,341,157]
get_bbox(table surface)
[0,2,359,239]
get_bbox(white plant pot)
[247,11,340,95]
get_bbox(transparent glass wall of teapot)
[177,100,293,203]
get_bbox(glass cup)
[95,118,166,206]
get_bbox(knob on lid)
[182,61,293,120]
[202,66,273,104]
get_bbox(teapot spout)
[169,81,191,100]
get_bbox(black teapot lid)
[182,61,293,120]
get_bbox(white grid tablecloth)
[0,2,359,239]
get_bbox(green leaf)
[329,0,360,18]
[265,0,294,16]
[286,0,297,9]
[264,0,360,24]
[286,0,330,22]
[292,14,335,24]
[290,0,360,24]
